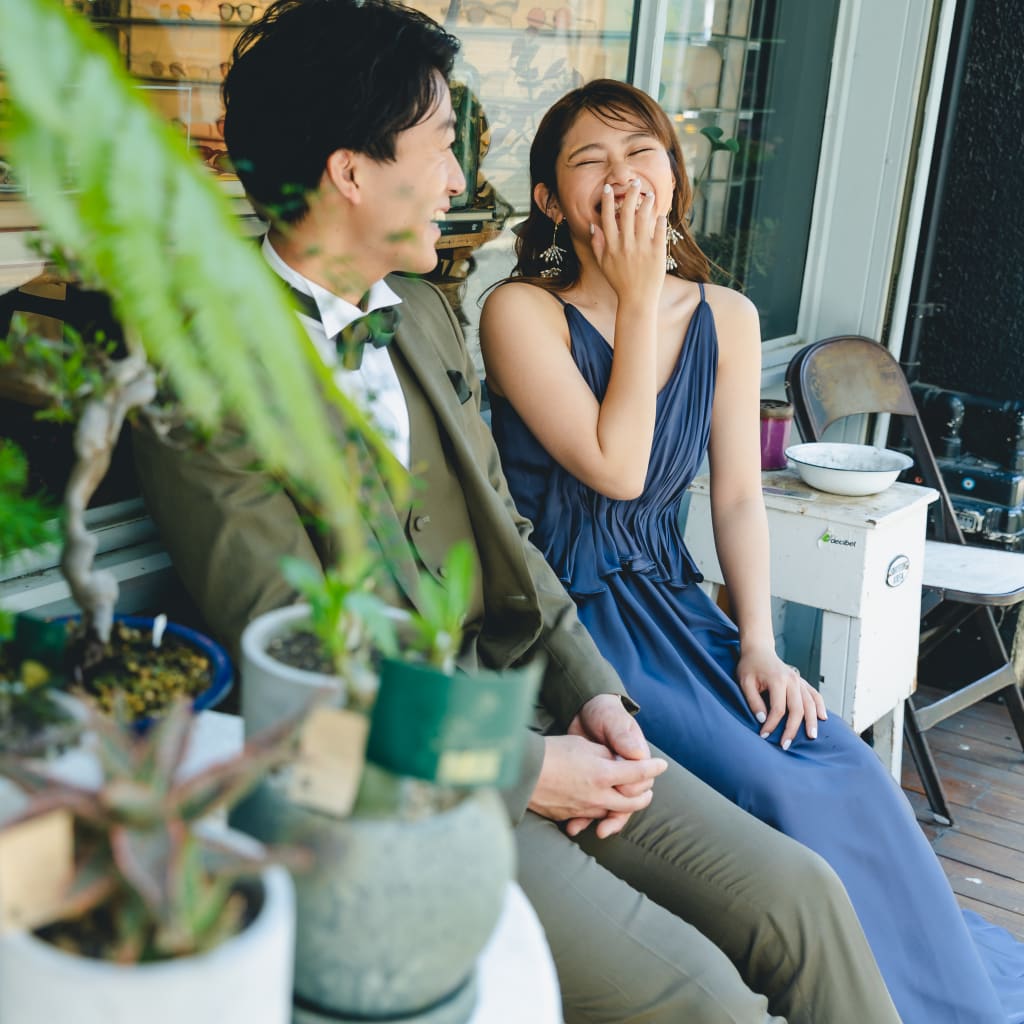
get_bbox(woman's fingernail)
[755,711,767,724]
[760,730,769,739]
[630,177,640,188]
[589,222,595,235]
[808,729,818,739]
[782,739,792,751]
[603,183,612,194]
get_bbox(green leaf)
[700,125,725,142]
[0,0,407,576]
[440,540,476,626]
[280,556,325,601]
[109,820,182,913]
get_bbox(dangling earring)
[540,218,567,278]
[665,222,684,271]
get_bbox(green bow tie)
[286,284,400,370]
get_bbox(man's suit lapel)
[388,278,544,665]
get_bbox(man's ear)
[324,149,361,204]
[533,182,561,221]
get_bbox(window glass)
[409,0,640,371]
[659,0,841,339]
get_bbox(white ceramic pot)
[240,604,342,737]
[0,842,295,1024]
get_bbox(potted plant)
[0,439,82,754]
[0,697,310,1024]
[0,323,236,724]
[233,541,541,1024]
[0,0,394,724]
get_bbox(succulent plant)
[0,698,310,963]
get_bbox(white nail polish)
[782,739,792,751]
[809,730,818,739]
[755,711,767,724]
[589,222,595,235]
[760,730,769,739]
[603,183,612,193]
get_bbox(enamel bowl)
[784,442,914,496]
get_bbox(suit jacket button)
[438,565,448,578]
[413,514,431,532]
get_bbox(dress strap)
[698,282,706,303]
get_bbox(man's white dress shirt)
[262,235,411,468]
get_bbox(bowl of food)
[784,442,914,496]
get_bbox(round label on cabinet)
[886,555,910,588]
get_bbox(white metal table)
[682,470,937,779]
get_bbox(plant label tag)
[288,707,368,818]
[0,809,73,933]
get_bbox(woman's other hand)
[737,647,828,750]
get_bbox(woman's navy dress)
[488,286,1024,1024]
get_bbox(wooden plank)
[901,721,1024,938]
[934,715,1024,754]
[905,792,1024,851]
[937,857,1024,916]
[925,727,1024,779]
[955,894,1024,941]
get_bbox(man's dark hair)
[223,0,460,223]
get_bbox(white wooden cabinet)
[683,469,937,779]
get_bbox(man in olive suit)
[132,2,899,1021]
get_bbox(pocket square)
[447,369,473,404]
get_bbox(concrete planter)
[0,848,295,1024]
[236,605,516,1023]
[234,780,512,1022]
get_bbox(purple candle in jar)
[760,400,794,470]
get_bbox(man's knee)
[762,841,848,920]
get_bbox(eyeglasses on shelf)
[218,2,258,22]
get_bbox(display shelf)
[90,15,244,26]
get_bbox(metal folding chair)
[785,335,1024,824]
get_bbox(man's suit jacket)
[132,273,630,820]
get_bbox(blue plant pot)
[55,614,233,730]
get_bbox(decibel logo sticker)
[818,530,857,549]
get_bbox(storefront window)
[0,0,842,362]
[659,0,841,340]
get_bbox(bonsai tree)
[0,321,160,654]
[0,0,402,645]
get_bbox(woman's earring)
[665,222,684,271]
[540,218,567,278]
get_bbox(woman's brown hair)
[511,79,710,288]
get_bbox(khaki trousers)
[516,751,901,1024]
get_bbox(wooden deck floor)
[901,687,1024,939]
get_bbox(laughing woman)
[480,77,1024,1024]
